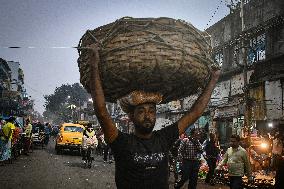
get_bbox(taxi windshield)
[64,126,83,132]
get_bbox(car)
[55,123,85,154]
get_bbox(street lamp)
[67,104,76,122]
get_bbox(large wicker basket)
[78,17,215,103]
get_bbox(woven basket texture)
[78,17,215,103]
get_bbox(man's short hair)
[230,134,240,142]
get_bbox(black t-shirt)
[204,140,219,158]
[110,123,179,189]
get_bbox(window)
[64,126,83,132]
[248,33,266,64]
[214,52,224,67]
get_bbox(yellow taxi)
[55,123,85,154]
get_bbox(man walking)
[174,129,203,189]
[203,133,220,185]
[23,119,32,155]
[216,134,252,189]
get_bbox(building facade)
[206,0,284,145]
[0,58,33,116]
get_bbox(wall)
[265,80,283,119]
[211,80,230,106]
[211,71,254,105]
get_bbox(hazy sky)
[0,0,229,114]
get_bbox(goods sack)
[78,17,216,103]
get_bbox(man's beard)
[134,121,155,135]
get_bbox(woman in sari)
[0,117,15,165]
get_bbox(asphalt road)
[0,139,229,189]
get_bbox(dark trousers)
[103,145,112,161]
[175,160,200,189]
[205,158,217,183]
[23,137,31,154]
[229,176,243,189]
[44,134,49,145]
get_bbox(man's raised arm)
[177,69,220,134]
[88,44,118,143]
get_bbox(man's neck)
[232,145,239,150]
[134,131,152,139]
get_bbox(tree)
[43,83,90,124]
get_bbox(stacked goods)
[78,17,216,103]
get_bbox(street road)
[0,139,229,189]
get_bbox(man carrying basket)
[86,42,220,188]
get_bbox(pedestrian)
[0,117,15,164]
[103,143,113,163]
[23,119,33,155]
[203,133,220,186]
[11,121,21,159]
[0,118,5,166]
[169,136,183,183]
[271,131,283,170]
[95,128,105,156]
[81,123,98,164]
[44,123,51,145]
[215,134,253,189]
[87,44,220,188]
[174,128,203,189]
[271,130,284,189]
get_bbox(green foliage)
[43,83,90,124]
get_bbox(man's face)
[230,138,239,149]
[131,103,156,135]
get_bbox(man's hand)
[211,67,221,82]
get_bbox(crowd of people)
[167,127,284,189]
[0,116,56,166]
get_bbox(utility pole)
[78,99,81,121]
[240,0,251,140]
